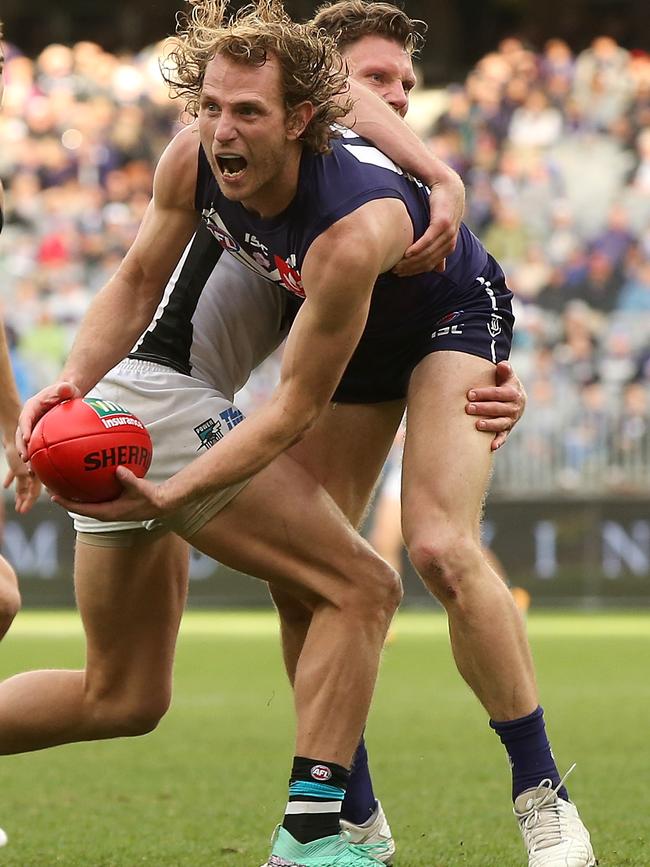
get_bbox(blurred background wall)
[2,0,650,82]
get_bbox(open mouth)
[216,154,248,179]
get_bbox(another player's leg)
[187,452,401,865]
[0,530,189,752]
[0,556,20,642]
[402,350,594,866]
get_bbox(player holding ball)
[28,398,153,504]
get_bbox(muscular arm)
[61,127,201,393]
[341,80,464,274]
[18,125,202,447]
[342,80,457,189]
[59,198,414,519]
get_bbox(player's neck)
[242,143,303,220]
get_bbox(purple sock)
[490,706,569,802]
[341,736,377,824]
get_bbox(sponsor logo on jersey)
[219,407,245,430]
[84,445,150,471]
[274,254,305,298]
[202,208,282,284]
[194,418,224,450]
[432,310,464,338]
[487,313,502,338]
[310,764,333,782]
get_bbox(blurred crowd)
[1,34,649,493]
[0,39,180,393]
[425,35,650,492]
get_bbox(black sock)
[282,756,350,844]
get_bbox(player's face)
[199,53,309,217]
[343,34,416,118]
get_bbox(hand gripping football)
[28,397,153,503]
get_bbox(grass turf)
[0,610,648,866]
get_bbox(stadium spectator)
[618,259,650,311]
[1,4,650,493]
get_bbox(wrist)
[425,159,463,191]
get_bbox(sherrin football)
[28,397,153,503]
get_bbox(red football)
[28,397,153,503]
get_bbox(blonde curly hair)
[163,0,353,154]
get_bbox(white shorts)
[72,359,251,539]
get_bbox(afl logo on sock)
[310,765,332,782]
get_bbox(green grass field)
[0,610,648,866]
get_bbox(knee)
[346,555,403,626]
[407,531,483,605]
[86,685,172,738]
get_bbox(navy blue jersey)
[194,129,513,402]
[196,129,489,338]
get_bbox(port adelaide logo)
[194,418,225,451]
[194,407,245,450]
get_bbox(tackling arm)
[341,80,464,274]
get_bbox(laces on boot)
[514,764,576,851]
[339,831,390,864]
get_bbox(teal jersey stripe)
[289,781,346,800]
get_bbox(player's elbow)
[274,393,326,447]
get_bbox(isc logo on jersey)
[431,310,464,339]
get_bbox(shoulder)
[153,123,201,211]
[306,198,412,279]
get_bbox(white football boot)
[514,766,596,867]
[339,801,395,865]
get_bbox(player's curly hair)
[0,20,4,40]
[163,0,352,154]
[312,0,426,56]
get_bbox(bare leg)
[0,531,189,753]
[272,400,404,682]
[189,453,401,766]
[402,351,537,720]
[0,556,20,641]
